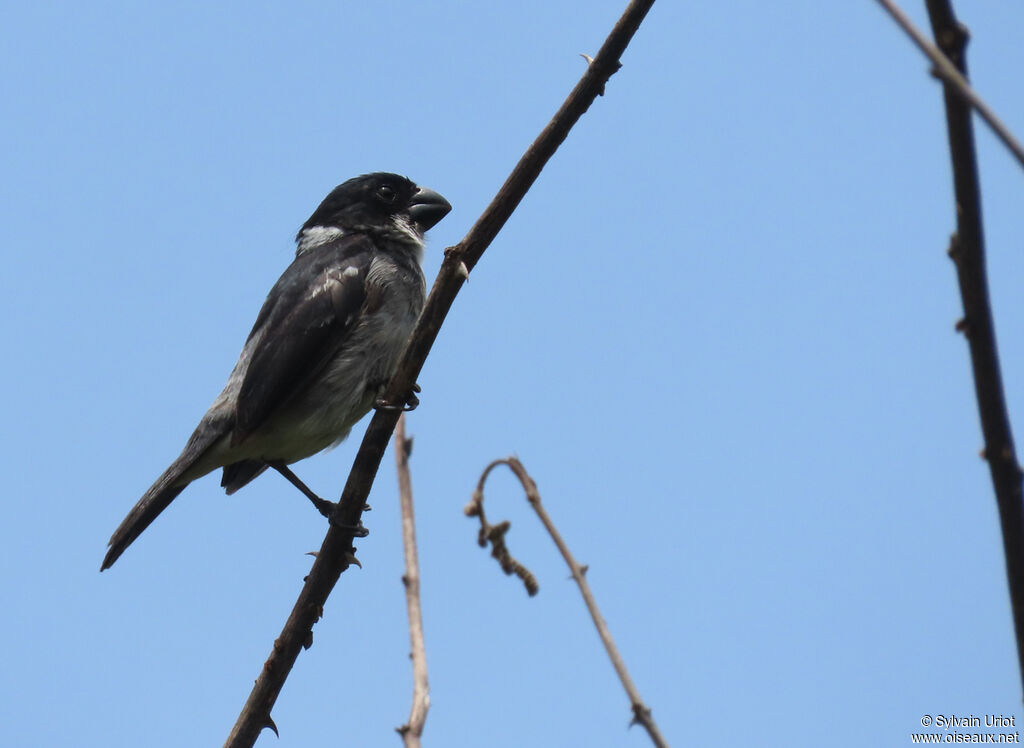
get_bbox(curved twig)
[223,1,656,744]
[469,457,670,748]
[922,0,1024,690]
[464,459,540,596]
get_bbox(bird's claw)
[374,382,421,412]
[329,517,370,538]
[311,496,337,518]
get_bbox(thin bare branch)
[223,1,656,744]
[469,458,670,748]
[394,415,429,747]
[873,0,1024,171]
[922,0,1024,691]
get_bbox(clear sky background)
[3,2,1024,746]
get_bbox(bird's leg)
[270,462,335,517]
[269,462,369,537]
[373,382,421,412]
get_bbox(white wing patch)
[297,225,346,255]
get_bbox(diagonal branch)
[922,0,1024,690]
[394,415,429,747]
[467,458,669,748]
[873,0,1024,172]
[223,1,657,745]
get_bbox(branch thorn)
[262,714,279,737]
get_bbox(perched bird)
[101,173,451,570]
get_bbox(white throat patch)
[389,214,424,248]
[296,218,425,262]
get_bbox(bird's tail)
[102,416,229,571]
[101,466,190,571]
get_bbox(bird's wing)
[231,235,375,445]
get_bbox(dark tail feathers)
[101,415,229,570]
[101,467,190,571]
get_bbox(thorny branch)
[223,1,657,745]
[467,458,670,748]
[873,0,1024,171]
[394,415,430,747]
[922,0,1024,690]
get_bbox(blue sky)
[3,2,1024,746]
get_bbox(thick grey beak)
[407,187,452,232]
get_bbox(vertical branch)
[470,458,670,747]
[394,415,429,747]
[923,0,1024,690]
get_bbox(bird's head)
[296,173,451,256]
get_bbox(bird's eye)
[376,185,397,204]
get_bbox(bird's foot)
[330,518,370,538]
[271,462,343,520]
[374,382,421,412]
[301,492,369,537]
[310,496,337,518]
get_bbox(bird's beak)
[407,187,452,232]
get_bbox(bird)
[101,173,451,570]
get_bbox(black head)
[296,173,451,253]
